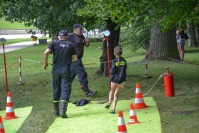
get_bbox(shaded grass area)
[184,45,199,64]
[0,42,199,133]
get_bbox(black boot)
[86,90,97,97]
[53,102,59,116]
[81,86,97,98]
[61,101,68,118]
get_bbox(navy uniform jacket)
[48,40,76,67]
[68,33,86,59]
[110,57,127,84]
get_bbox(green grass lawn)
[0,41,199,133]
[0,18,35,30]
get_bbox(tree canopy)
[0,0,198,54]
[80,0,198,28]
[1,0,198,35]
[0,0,96,35]
[77,0,198,52]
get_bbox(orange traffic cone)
[118,110,127,133]
[0,116,5,133]
[4,91,18,120]
[134,83,148,109]
[127,103,140,125]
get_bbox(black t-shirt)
[48,40,76,67]
[68,33,86,59]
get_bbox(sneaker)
[110,109,115,114]
[105,103,111,109]
[86,90,97,97]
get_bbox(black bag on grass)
[72,99,90,106]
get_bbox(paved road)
[0,34,48,39]
[0,41,37,53]
[0,34,50,53]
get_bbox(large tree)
[187,23,198,47]
[146,0,199,59]
[118,0,199,60]
[77,0,131,75]
[77,0,199,74]
[77,0,132,59]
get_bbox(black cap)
[73,24,82,30]
[58,30,68,36]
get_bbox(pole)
[104,30,111,92]
[143,48,151,78]
[2,41,9,93]
[106,36,111,79]
[104,30,111,91]
[145,49,148,75]
[17,56,24,85]
[106,36,111,90]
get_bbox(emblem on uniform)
[60,44,67,47]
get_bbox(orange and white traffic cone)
[118,110,127,133]
[0,116,5,133]
[134,83,148,109]
[127,103,140,125]
[4,91,18,120]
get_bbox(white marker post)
[143,48,151,78]
[17,56,24,85]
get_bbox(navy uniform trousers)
[70,59,88,88]
[52,66,71,101]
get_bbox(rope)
[83,63,96,65]
[22,57,97,66]
[143,74,163,96]
[0,61,18,72]
[100,60,113,64]
[22,58,43,64]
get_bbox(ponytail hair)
[114,46,122,57]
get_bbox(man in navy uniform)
[68,24,97,97]
[43,30,77,118]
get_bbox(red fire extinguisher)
[162,68,175,97]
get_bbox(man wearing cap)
[68,24,97,97]
[43,30,77,118]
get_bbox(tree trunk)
[148,25,180,60]
[187,22,198,47]
[93,29,95,39]
[95,39,108,76]
[195,24,199,46]
[106,19,120,60]
[95,19,120,76]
